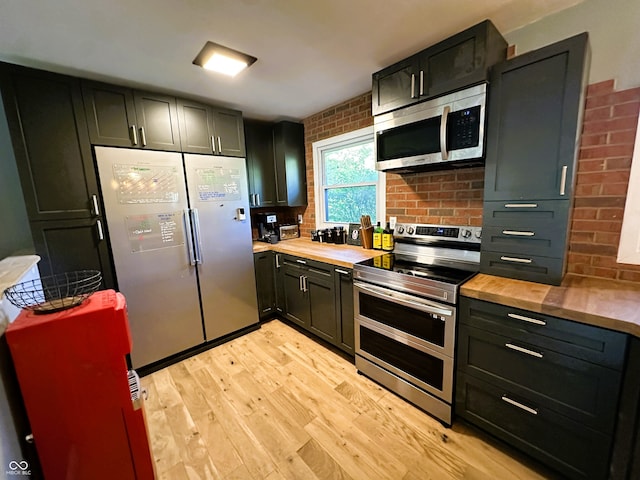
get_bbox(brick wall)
[301,81,640,283]
[569,80,640,281]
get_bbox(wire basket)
[3,270,102,314]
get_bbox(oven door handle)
[354,281,453,317]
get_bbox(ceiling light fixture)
[193,41,257,77]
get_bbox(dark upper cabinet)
[372,20,507,116]
[245,119,277,207]
[273,121,306,207]
[483,33,590,201]
[0,66,98,222]
[82,81,181,151]
[177,99,245,157]
[245,120,306,208]
[212,108,245,157]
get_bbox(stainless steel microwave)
[374,83,487,172]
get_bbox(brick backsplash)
[570,80,640,282]
[301,81,640,283]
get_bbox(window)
[618,111,640,264]
[313,126,385,229]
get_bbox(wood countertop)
[462,273,640,338]
[252,238,383,268]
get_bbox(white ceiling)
[0,0,584,121]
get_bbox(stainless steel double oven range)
[353,224,481,425]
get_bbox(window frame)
[312,126,385,230]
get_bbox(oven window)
[360,327,444,391]
[359,291,446,347]
[376,116,441,161]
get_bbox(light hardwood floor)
[141,319,560,480]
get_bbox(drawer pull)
[500,256,532,264]
[504,203,538,208]
[335,269,350,275]
[505,343,543,358]
[507,313,546,326]
[296,259,307,265]
[502,230,535,237]
[501,395,538,415]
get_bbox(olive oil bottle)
[382,222,394,251]
[372,222,383,250]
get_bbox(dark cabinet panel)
[2,68,98,221]
[307,269,337,343]
[133,91,181,151]
[282,262,308,328]
[480,33,589,285]
[335,267,354,354]
[0,64,116,289]
[253,251,277,319]
[245,119,276,207]
[457,296,626,480]
[245,120,306,208]
[177,100,245,157]
[372,56,419,116]
[82,81,181,151]
[483,33,589,201]
[82,82,137,147]
[177,99,214,154]
[30,219,115,289]
[371,20,506,116]
[212,109,245,157]
[273,121,306,207]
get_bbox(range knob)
[475,229,482,239]
[406,226,415,235]
[396,225,404,234]
[461,229,472,239]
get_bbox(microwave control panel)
[448,106,481,150]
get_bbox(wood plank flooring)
[141,319,560,480]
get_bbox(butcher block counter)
[462,273,640,338]
[252,238,383,268]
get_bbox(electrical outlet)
[298,214,303,224]
[389,216,397,230]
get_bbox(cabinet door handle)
[91,194,100,216]
[500,256,532,264]
[299,275,303,291]
[211,136,216,153]
[217,136,222,153]
[505,343,544,358]
[560,165,568,196]
[129,125,138,145]
[96,220,104,241]
[335,268,350,275]
[440,106,450,160]
[507,313,546,326]
[502,230,535,237]
[419,70,424,96]
[139,127,147,147]
[302,276,308,292]
[410,73,416,99]
[256,193,260,206]
[504,203,538,209]
[501,395,538,415]
[275,254,281,269]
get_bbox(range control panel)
[394,224,482,244]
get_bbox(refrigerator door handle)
[184,209,197,266]
[191,208,204,265]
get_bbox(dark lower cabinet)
[30,219,115,289]
[282,256,337,344]
[334,267,354,354]
[456,296,627,480]
[253,251,277,319]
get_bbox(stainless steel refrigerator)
[95,146,258,368]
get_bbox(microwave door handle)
[440,106,450,160]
